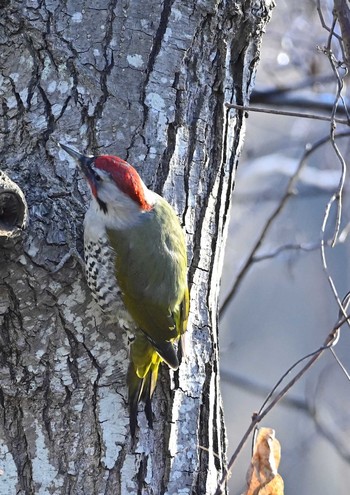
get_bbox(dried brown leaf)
[244,427,284,495]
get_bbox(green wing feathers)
[107,198,189,433]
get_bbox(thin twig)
[316,0,343,43]
[225,103,350,125]
[334,0,350,69]
[219,131,350,318]
[214,334,337,495]
[320,194,346,312]
[315,12,350,386]
[219,170,298,317]
[252,240,322,263]
[324,16,349,245]
[214,310,347,495]
[330,348,350,380]
[309,362,350,462]
[255,347,331,418]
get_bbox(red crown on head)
[95,155,152,211]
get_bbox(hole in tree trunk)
[0,191,25,233]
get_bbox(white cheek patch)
[98,181,128,205]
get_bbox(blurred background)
[220,0,350,493]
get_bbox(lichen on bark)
[0,1,273,493]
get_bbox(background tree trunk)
[0,1,273,494]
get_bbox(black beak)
[59,143,96,185]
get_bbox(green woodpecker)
[59,143,189,434]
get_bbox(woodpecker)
[59,143,189,434]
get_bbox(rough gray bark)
[0,1,273,494]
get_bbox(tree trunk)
[0,1,273,494]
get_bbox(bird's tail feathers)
[128,335,161,436]
[146,336,179,370]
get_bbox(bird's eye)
[94,172,102,182]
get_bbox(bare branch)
[330,347,350,381]
[225,103,350,125]
[327,35,348,245]
[310,360,350,462]
[334,0,350,69]
[315,4,350,246]
[215,308,348,495]
[316,0,343,42]
[320,194,350,330]
[220,131,350,318]
[215,346,327,495]
[252,241,322,263]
